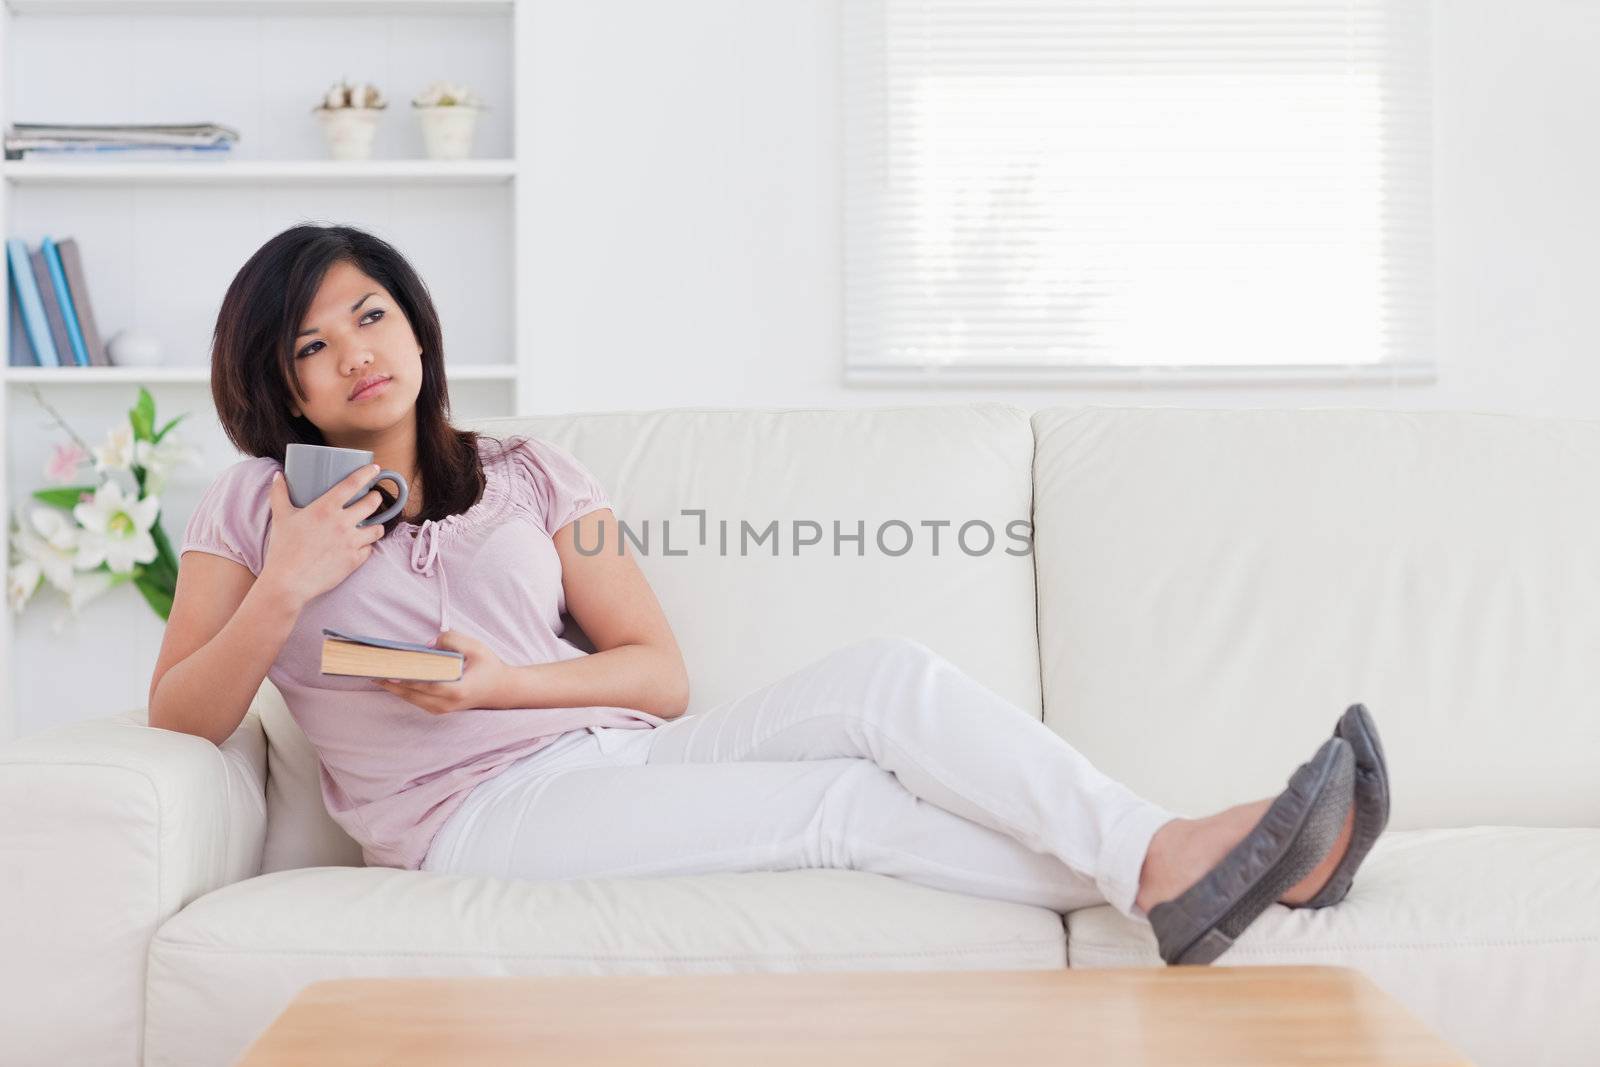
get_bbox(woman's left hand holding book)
[375,629,515,715]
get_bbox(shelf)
[1,0,532,743]
[1,159,517,185]
[4,364,518,384]
[5,0,511,15]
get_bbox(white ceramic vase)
[316,108,383,161]
[105,328,164,367]
[416,106,482,161]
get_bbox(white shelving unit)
[0,0,540,739]
[0,158,519,184]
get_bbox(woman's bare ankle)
[1134,797,1358,915]
[1134,800,1271,914]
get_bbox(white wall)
[10,0,1599,739]
[522,0,1600,419]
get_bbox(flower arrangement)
[6,386,199,630]
[411,81,487,159]
[307,78,487,160]
[312,79,388,160]
[313,78,388,112]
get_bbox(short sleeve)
[508,436,612,535]
[180,457,278,575]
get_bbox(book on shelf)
[27,244,76,365]
[6,238,59,366]
[4,122,240,161]
[321,628,466,682]
[5,237,111,369]
[55,239,109,366]
[7,269,31,368]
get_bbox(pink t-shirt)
[179,433,668,870]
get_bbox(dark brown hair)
[209,224,517,537]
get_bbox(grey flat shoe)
[1148,736,1355,966]
[1295,703,1390,909]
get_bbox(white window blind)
[842,1,1433,384]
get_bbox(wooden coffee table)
[237,965,1469,1066]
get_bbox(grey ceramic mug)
[283,443,409,528]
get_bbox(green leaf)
[129,388,156,442]
[30,485,97,510]
[150,521,179,579]
[132,570,174,621]
[152,412,188,444]
[139,552,175,589]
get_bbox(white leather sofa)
[2,404,1595,1067]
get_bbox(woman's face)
[286,259,423,436]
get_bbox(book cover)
[41,237,91,368]
[8,272,33,366]
[28,246,76,366]
[55,238,109,366]
[321,628,465,682]
[5,238,59,366]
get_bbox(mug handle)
[348,470,409,528]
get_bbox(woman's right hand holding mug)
[261,463,390,608]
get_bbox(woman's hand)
[261,465,388,610]
[374,630,514,715]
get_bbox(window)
[842,0,1433,385]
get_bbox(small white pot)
[416,106,482,160]
[316,108,383,161]
[106,328,164,367]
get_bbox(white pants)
[422,636,1175,919]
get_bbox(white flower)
[7,558,42,615]
[16,508,81,593]
[92,420,136,474]
[133,433,199,495]
[317,79,384,110]
[66,568,118,613]
[72,481,159,575]
[50,570,114,634]
[31,505,80,551]
[413,80,482,108]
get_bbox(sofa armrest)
[0,708,268,1067]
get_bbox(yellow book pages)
[321,637,464,681]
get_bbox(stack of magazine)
[3,122,239,161]
[6,237,109,368]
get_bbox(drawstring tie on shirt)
[408,518,451,633]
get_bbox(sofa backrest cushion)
[259,403,1042,870]
[1032,406,1600,830]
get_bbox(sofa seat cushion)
[1066,827,1600,1067]
[146,865,1065,1067]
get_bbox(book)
[5,239,59,366]
[54,238,109,366]
[28,245,76,365]
[321,628,465,682]
[7,269,31,366]
[41,238,91,368]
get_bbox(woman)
[149,224,1390,967]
